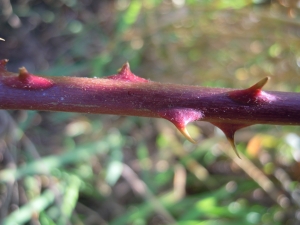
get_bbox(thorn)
[109,62,148,82]
[228,76,274,105]
[212,122,249,158]
[249,77,270,91]
[0,38,5,41]
[0,59,8,71]
[19,67,29,79]
[118,62,130,73]
[178,127,196,144]
[226,133,241,159]
[156,108,203,144]
[0,59,9,66]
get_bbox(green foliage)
[1,0,300,224]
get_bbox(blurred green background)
[1,0,300,224]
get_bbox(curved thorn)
[250,77,270,90]
[212,122,247,158]
[0,38,5,41]
[227,136,241,159]
[178,127,196,144]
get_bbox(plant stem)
[1,60,299,154]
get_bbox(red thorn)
[228,77,276,105]
[157,108,203,143]
[106,62,148,82]
[3,67,54,90]
[212,122,249,158]
[0,59,9,71]
[118,62,130,74]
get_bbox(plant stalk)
[0,60,299,154]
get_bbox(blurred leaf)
[58,174,81,225]
[215,0,251,9]
[105,131,124,185]
[3,189,58,225]
[117,0,142,33]
[106,161,123,185]
[39,211,56,225]
[0,140,109,183]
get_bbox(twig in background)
[122,163,177,224]
[221,144,290,208]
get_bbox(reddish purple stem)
[0,60,299,156]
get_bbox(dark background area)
[1,0,300,224]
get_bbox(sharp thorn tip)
[118,62,130,73]
[251,77,270,90]
[124,62,130,70]
[178,127,196,144]
[122,62,130,69]
[227,137,241,158]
